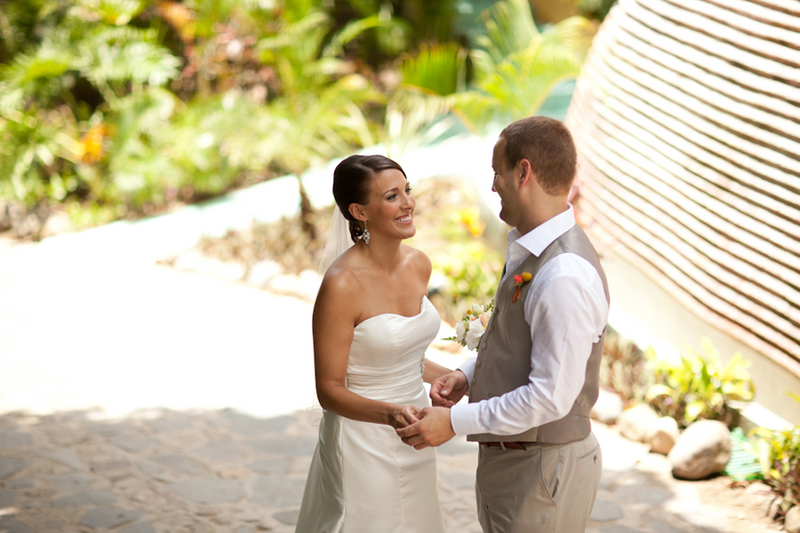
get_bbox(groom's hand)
[396,407,455,449]
[430,370,469,407]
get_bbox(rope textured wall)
[566,0,800,376]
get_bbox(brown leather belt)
[481,442,535,450]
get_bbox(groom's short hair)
[500,116,576,196]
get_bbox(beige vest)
[467,224,609,444]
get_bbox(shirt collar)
[507,205,576,260]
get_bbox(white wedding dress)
[295,296,446,533]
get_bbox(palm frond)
[322,14,398,58]
[477,0,540,66]
[399,42,466,96]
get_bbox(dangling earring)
[358,221,371,244]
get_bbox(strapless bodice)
[346,296,440,401]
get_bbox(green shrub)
[752,393,800,520]
[645,338,755,429]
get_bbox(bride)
[295,155,450,532]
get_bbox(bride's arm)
[422,358,452,384]
[313,274,419,429]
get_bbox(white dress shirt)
[450,205,609,436]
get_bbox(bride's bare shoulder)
[317,252,364,302]
[401,245,432,279]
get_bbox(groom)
[397,116,609,533]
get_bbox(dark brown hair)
[500,116,577,195]
[332,155,407,242]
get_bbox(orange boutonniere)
[512,272,533,302]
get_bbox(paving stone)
[439,470,475,490]
[650,522,689,533]
[0,457,28,479]
[33,449,85,470]
[590,500,623,522]
[274,509,300,526]
[599,527,646,533]
[234,527,256,533]
[45,521,65,529]
[167,478,245,504]
[108,434,158,453]
[151,454,209,475]
[52,489,117,507]
[0,515,33,533]
[194,440,239,462]
[3,476,33,489]
[136,461,165,476]
[91,459,131,472]
[145,418,192,433]
[86,423,131,436]
[246,456,292,475]
[0,489,17,507]
[119,521,157,533]
[46,473,94,491]
[0,430,33,450]
[250,476,306,508]
[79,507,145,529]
[225,411,294,436]
[246,435,317,457]
[611,484,672,505]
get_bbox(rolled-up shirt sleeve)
[450,254,608,437]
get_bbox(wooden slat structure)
[565,0,800,377]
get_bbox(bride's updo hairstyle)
[333,155,407,243]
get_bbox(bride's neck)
[358,237,403,272]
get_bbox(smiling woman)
[295,154,452,532]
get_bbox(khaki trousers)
[475,432,602,533]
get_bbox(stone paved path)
[0,405,776,533]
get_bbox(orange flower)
[512,272,532,302]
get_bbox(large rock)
[616,403,660,442]
[647,416,680,455]
[668,419,731,480]
[786,505,800,533]
[591,388,625,424]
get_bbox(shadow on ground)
[0,409,763,533]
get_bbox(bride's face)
[360,168,416,241]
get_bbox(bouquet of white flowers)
[443,300,494,351]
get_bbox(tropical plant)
[645,338,755,429]
[573,0,618,21]
[254,6,386,240]
[0,0,398,235]
[752,393,800,521]
[389,0,596,144]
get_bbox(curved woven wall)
[566,0,800,376]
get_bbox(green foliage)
[645,338,755,429]
[454,1,595,131]
[573,0,618,21]
[389,0,596,146]
[0,0,393,234]
[752,394,800,519]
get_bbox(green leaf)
[399,42,466,96]
[645,383,674,401]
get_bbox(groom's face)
[492,137,520,227]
